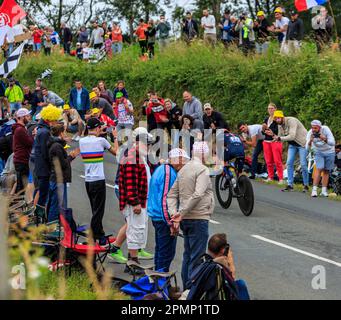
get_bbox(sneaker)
[311,189,318,197]
[278,180,285,185]
[138,249,154,260]
[264,179,274,183]
[108,249,128,264]
[282,185,294,192]
[302,185,309,193]
[320,191,328,197]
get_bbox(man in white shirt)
[90,21,104,49]
[238,122,265,179]
[79,117,118,244]
[269,7,290,54]
[201,9,217,46]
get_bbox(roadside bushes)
[14,42,341,138]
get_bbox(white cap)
[16,108,31,118]
[311,120,322,127]
[192,141,210,155]
[204,103,212,110]
[132,127,153,140]
[168,148,190,160]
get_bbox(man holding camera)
[306,120,335,198]
[235,12,255,55]
[5,78,24,115]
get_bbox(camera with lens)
[313,132,321,138]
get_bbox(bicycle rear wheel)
[236,175,254,216]
[215,174,233,209]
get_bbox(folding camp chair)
[58,210,115,275]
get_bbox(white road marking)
[251,235,341,268]
[79,175,115,189]
[79,175,222,225]
[209,219,221,225]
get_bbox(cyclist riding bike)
[217,127,245,175]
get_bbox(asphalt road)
[68,150,341,300]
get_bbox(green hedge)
[13,42,341,139]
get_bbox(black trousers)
[139,40,147,55]
[14,163,29,194]
[85,180,106,239]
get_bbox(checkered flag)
[0,41,25,78]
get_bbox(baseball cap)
[274,7,283,14]
[290,10,298,15]
[257,11,265,16]
[86,117,104,129]
[311,120,322,127]
[16,108,31,117]
[63,104,70,110]
[204,103,212,110]
[273,110,284,118]
[168,148,190,160]
[116,92,124,99]
[133,127,153,143]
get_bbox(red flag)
[0,0,27,27]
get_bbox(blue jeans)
[112,42,123,54]
[287,144,308,186]
[152,220,177,272]
[251,139,264,176]
[181,219,209,290]
[10,102,21,114]
[47,181,67,222]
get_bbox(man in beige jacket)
[167,141,215,289]
[272,110,309,192]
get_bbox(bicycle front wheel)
[215,174,233,209]
[236,175,254,216]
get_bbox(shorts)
[123,205,148,250]
[67,124,79,133]
[315,152,335,172]
[224,150,245,172]
[33,43,41,51]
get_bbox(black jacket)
[203,111,226,130]
[62,27,73,43]
[168,104,182,129]
[287,18,304,41]
[183,19,199,37]
[48,137,73,183]
[34,120,51,178]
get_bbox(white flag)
[0,41,25,78]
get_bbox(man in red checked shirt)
[146,92,169,131]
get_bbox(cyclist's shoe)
[302,185,309,193]
[138,249,154,260]
[282,185,293,192]
[108,249,127,264]
[311,189,318,197]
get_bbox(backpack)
[187,254,239,301]
[0,120,15,138]
[224,133,245,156]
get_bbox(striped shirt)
[79,136,111,182]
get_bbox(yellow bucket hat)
[274,7,283,14]
[91,108,100,115]
[257,11,265,17]
[63,104,71,110]
[89,91,97,100]
[274,110,284,118]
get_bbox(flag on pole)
[0,0,27,27]
[295,0,328,12]
[0,41,25,78]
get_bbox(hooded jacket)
[34,120,51,177]
[48,137,74,183]
[12,122,34,165]
[183,96,203,120]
